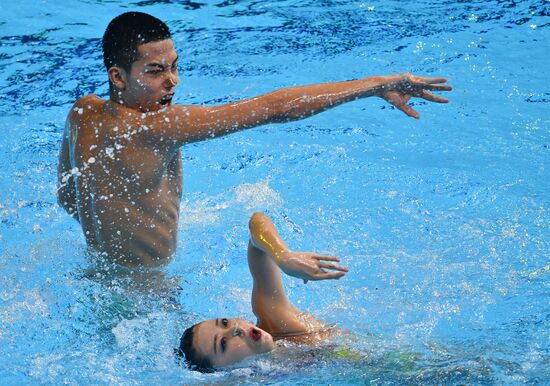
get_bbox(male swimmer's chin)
[137,102,169,114]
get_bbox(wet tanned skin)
[186,212,349,368]
[58,40,182,267]
[57,37,451,267]
[60,97,183,267]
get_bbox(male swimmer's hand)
[278,251,348,284]
[376,73,452,119]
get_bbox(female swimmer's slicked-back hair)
[102,11,172,72]
[176,323,215,373]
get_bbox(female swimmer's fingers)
[313,254,340,262]
[318,262,349,272]
[419,90,449,103]
[314,271,347,281]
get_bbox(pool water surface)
[0,0,548,384]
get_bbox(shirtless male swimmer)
[57,12,452,268]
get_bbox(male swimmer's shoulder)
[68,95,107,125]
[69,94,101,113]
[75,94,105,111]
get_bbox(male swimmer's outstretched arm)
[247,212,348,334]
[143,73,452,147]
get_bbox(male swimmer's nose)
[166,76,178,87]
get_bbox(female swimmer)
[176,212,348,371]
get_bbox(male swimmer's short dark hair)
[102,11,172,72]
[176,323,215,373]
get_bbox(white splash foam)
[29,353,65,379]
[180,199,228,226]
[0,289,50,325]
[112,317,144,349]
[180,181,283,227]
[234,180,283,210]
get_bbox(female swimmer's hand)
[376,73,452,119]
[278,251,348,283]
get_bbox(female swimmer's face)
[193,318,275,367]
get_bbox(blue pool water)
[1,0,548,384]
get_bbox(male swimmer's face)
[193,318,275,368]
[124,39,179,112]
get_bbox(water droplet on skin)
[105,147,114,158]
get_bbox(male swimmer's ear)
[108,67,127,90]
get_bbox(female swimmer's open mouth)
[249,327,262,342]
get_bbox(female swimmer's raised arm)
[247,212,347,334]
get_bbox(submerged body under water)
[0,0,548,384]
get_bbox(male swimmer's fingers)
[417,76,448,84]
[428,84,453,91]
[416,82,453,91]
[398,104,420,119]
[319,262,349,272]
[419,91,449,103]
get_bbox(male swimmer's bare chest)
[72,98,183,266]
